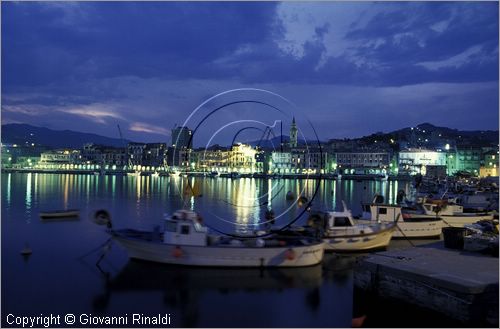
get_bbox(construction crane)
[117,124,130,167]
[117,124,124,146]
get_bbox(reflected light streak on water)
[6,173,11,208]
[25,173,32,212]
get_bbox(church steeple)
[290,117,298,148]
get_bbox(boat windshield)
[165,220,177,232]
[193,221,207,233]
[334,217,352,227]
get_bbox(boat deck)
[111,229,320,247]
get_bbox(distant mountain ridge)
[352,122,498,147]
[1,122,498,150]
[1,124,132,149]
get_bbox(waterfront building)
[171,126,193,149]
[39,150,81,169]
[455,146,482,176]
[127,142,146,166]
[143,143,167,168]
[291,147,328,174]
[479,151,499,177]
[192,145,230,172]
[102,147,127,168]
[82,144,127,168]
[10,156,41,169]
[254,148,269,173]
[335,150,390,175]
[271,151,292,173]
[228,143,257,173]
[398,148,447,175]
[1,143,48,168]
[166,147,191,169]
[424,165,447,179]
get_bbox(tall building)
[172,126,193,149]
[289,117,298,148]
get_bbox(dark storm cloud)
[1,1,498,142]
[2,1,279,89]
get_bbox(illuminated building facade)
[228,143,257,173]
[479,151,499,177]
[398,149,447,175]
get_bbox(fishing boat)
[361,196,443,238]
[418,199,494,227]
[307,202,396,252]
[107,209,324,267]
[39,209,80,221]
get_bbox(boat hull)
[431,214,494,227]
[322,225,395,252]
[112,233,324,268]
[392,218,443,238]
[39,210,79,220]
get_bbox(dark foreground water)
[2,173,461,327]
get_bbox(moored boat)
[39,209,80,220]
[418,199,494,227]
[108,209,324,267]
[307,202,396,252]
[361,197,443,238]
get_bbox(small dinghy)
[39,209,80,221]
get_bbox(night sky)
[1,1,499,145]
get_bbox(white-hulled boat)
[109,209,324,267]
[307,202,396,252]
[361,202,443,238]
[418,199,494,227]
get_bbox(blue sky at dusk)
[1,1,498,145]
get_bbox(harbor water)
[2,172,451,327]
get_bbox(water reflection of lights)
[6,173,11,208]
[111,175,116,199]
[25,173,32,211]
[388,180,393,204]
[63,174,69,209]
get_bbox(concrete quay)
[354,241,499,326]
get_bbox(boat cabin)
[325,212,355,228]
[421,202,463,216]
[361,203,403,223]
[309,201,356,229]
[163,210,208,246]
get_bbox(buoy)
[285,249,296,261]
[20,244,32,256]
[93,209,112,228]
[172,246,183,258]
